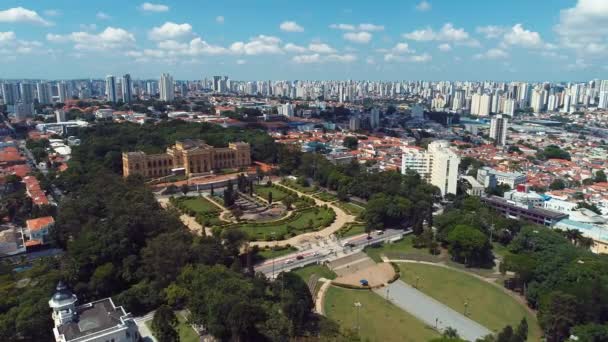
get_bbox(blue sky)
[0,0,607,81]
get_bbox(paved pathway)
[249,182,356,248]
[374,280,492,341]
[134,311,157,342]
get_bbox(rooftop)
[26,216,54,231]
[57,298,129,341]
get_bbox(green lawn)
[338,224,366,238]
[254,184,290,202]
[397,263,541,341]
[337,201,365,216]
[281,179,316,193]
[257,246,297,260]
[235,206,335,240]
[492,242,512,259]
[314,191,338,202]
[364,235,437,263]
[292,264,337,282]
[146,312,199,342]
[179,196,221,215]
[324,286,439,342]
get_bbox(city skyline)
[0,0,607,81]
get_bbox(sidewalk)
[374,280,492,341]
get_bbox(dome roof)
[52,281,75,302]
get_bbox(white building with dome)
[49,282,140,342]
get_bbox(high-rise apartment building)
[278,103,295,117]
[402,141,460,196]
[19,83,35,104]
[37,82,52,104]
[1,83,17,105]
[370,108,380,129]
[490,114,509,146]
[159,73,175,101]
[105,75,117,103]
[57,82,69,103]
[121,74,132,103]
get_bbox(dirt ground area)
[334,262,396,288]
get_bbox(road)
[254,229,407,278]
[374,281,492,342]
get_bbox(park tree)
[549,179,566,190]
[151,305,179,342]
[595,170,607,183]
[571,323,608,341]
[445,225,492,267]
[180,183,189,195]
[283,195,295,210]
[224,180,236,207]
[343,136,358,150]
[268,191,273,204]
[539,291,579,342]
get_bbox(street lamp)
[464,299,469,316]
[354,302,362,332]
[415,276,420,288]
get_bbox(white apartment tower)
[401,141,460,196]
[37,82,52,104]
[57,82,68,103]
[105,75,117,103]
[159,73,175,101]
[490,115,509,146]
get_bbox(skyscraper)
[370,108,380,129]
[490,115,509,146]
[159,73,175,101]
[105,75,117,103]
[19,83,35,104]
[37,82,52,104]
[121,74,132,103]
[57,82,68,103]
[1,83,17,105]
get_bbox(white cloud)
[230,35,283,55]
[236,59,246,65]
[366,57,375,64]
[503,24,543,48]
[46,27,136,51]
[555,0,608,56]
[384,53,431,63]
[358,23,384,32]
[0,7,51,26]
[343,31,372,44]
[308,42,336,54]
[96,12,111,20]
[416,1,432,12]
[292,53,356,64]
[474,48,508,60]
[140,2,169,12]
[149,22,192,41]
[0,31,16,43]
[79,24,97,31]
[330,23,355,31]
[216,16,224,24]
[284,43,307,53]
[476,25,506,39]
[280,21,304,32]
[438,43,451,51]
[330,23,383,31]
[403,23,469,42]
[392,42,413,53]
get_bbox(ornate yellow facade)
[122,139,251,178]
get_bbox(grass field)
[179,196,221,215]
[281,179,317,193]
[324,286,439,342]
[146,312,199,342]
[314,191,338,202]
[257,246,297,260]
[338,224,366,238]
[254,184,290,202]
[236,206,335,240]
[337,201,365,216]
[397,263,541,341]
[364,235,437,263]
[293,264,337,282]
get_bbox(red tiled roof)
[26,216,54,231]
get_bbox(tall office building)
[105,75,117,103]
[531,89,546,113]
[1,83,17,105]
[121,74,132,103]
[36,82,52,104]
[599,91,608,109]
[57,82,69,103]
[19,83,35,104]
[159,73,175,101]
[213,76,221,92]
[490,115,509,146]
[562,94,572,113]
[547,94,558,112]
